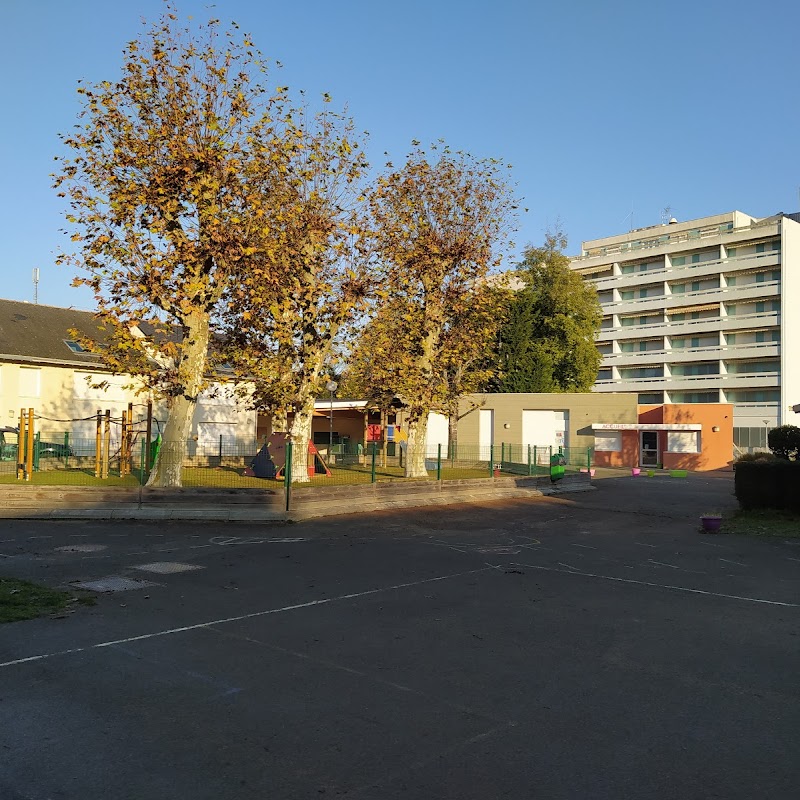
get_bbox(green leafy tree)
[360,144,517,478]
[768,425,800,460]
[491,230,601,393]
[54,8,302,486]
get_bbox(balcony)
[587,249,782,291]
[593,371,780,393]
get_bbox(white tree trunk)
[404,412,430,478]
[147,310,210,488]
[288,396,315,484]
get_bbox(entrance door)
[478,408,494,462]
[640,431,659,467]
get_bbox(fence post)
[95,409,102,478]
[64,432,70,469]
[26,408,34,481]
[284,441,293,512]
[527,444,532,476]
[371,443,377,483]
[549,445,552,471]
[501,442,505,469]
[489,444,494,477]
[587,448,592,471]
[437,443,442,481]
[219,434,223,461]
[141,438,147,485]
[33,432,40,472]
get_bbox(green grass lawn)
[722,509,800,538]
[0,463,548,489]
[0,577,76,623]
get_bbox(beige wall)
[0,361,257,446]
[457,392,639,450]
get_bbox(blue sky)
[2,0,799,309]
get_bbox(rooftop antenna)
[660,206,673,225]
[32,268,39,305]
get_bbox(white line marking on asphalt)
[718,557,748,567]
[509,562,799,608]
[648,559,682,570]
[190,544,213,549]
[786,557,800,563]
[697,541,727,549]
[634,542,657,548]
[557,562,581,571]
[0,567,491,670]
[570,543,597,550]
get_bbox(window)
[672,313,685,322]
[19,368,41,398]
[621,290,634,300]
[672,284,685,294]
[672,338,685,348]
[756,243,765,254]
[756,302,765,313]
[726,334,736,344]
[727,248,736,258]
[64,340,86,353]
[621,265,635,275]
[727,276,736,286]
[691,337,700,347]
[639,341,648,351]
[772,330,780,341]
[691,254,700,264]
[772,270,781,281]
[756,272,765,283]
[594,432,621,452]
[756,331,765,343]
[672,256,686,266]
[638,393,663,404]
[772,300,780,312]
[667,432,700,454]
[690,311,700,320]
[691,281,700,291]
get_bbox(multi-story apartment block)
[569,210,800,451]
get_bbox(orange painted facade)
[592,403,734,472]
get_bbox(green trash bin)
[550,451,566,483]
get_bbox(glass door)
[640,431,659,467]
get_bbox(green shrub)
[735,460,800,512]
[734,451,776,465]
[768,425,800,461]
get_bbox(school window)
[64,340,86,353]
[690,311,700,320]
[672,338,685,348]
[726,334,736,345]
[756,331,765,343]
[672,313,685,322]
[672,256,686,266]
[756,243,765,253]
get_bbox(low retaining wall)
[0,473,591,520]
[287,472,591,521]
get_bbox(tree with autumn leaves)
[221,110,373,484]
[55,7,519,485]
[345,145,517,478]
[55,5,349,486]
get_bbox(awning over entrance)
[591,423,702,431]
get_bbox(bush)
[734,452,776,465]
[768,425,800,461]
[735,459,800,512]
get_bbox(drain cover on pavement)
[55,544,107,553]
[133,562,204,574]
[71,576,158,593]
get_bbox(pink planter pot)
[631,468,641,477]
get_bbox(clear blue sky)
[2,0,799,309]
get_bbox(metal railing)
[0,436,593,489]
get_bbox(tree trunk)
[288,395,315,484]
[404,410,429,478]
[147,310,210,487]
[448,399,459,464]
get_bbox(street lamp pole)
[326,380,338,460]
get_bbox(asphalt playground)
[1,473,799,799]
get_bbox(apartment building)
[569,210,800,450]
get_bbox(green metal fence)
[0,433,592,489]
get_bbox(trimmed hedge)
[734,460,800,512]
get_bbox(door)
[522,410,556,465]
[640,431,659,467]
